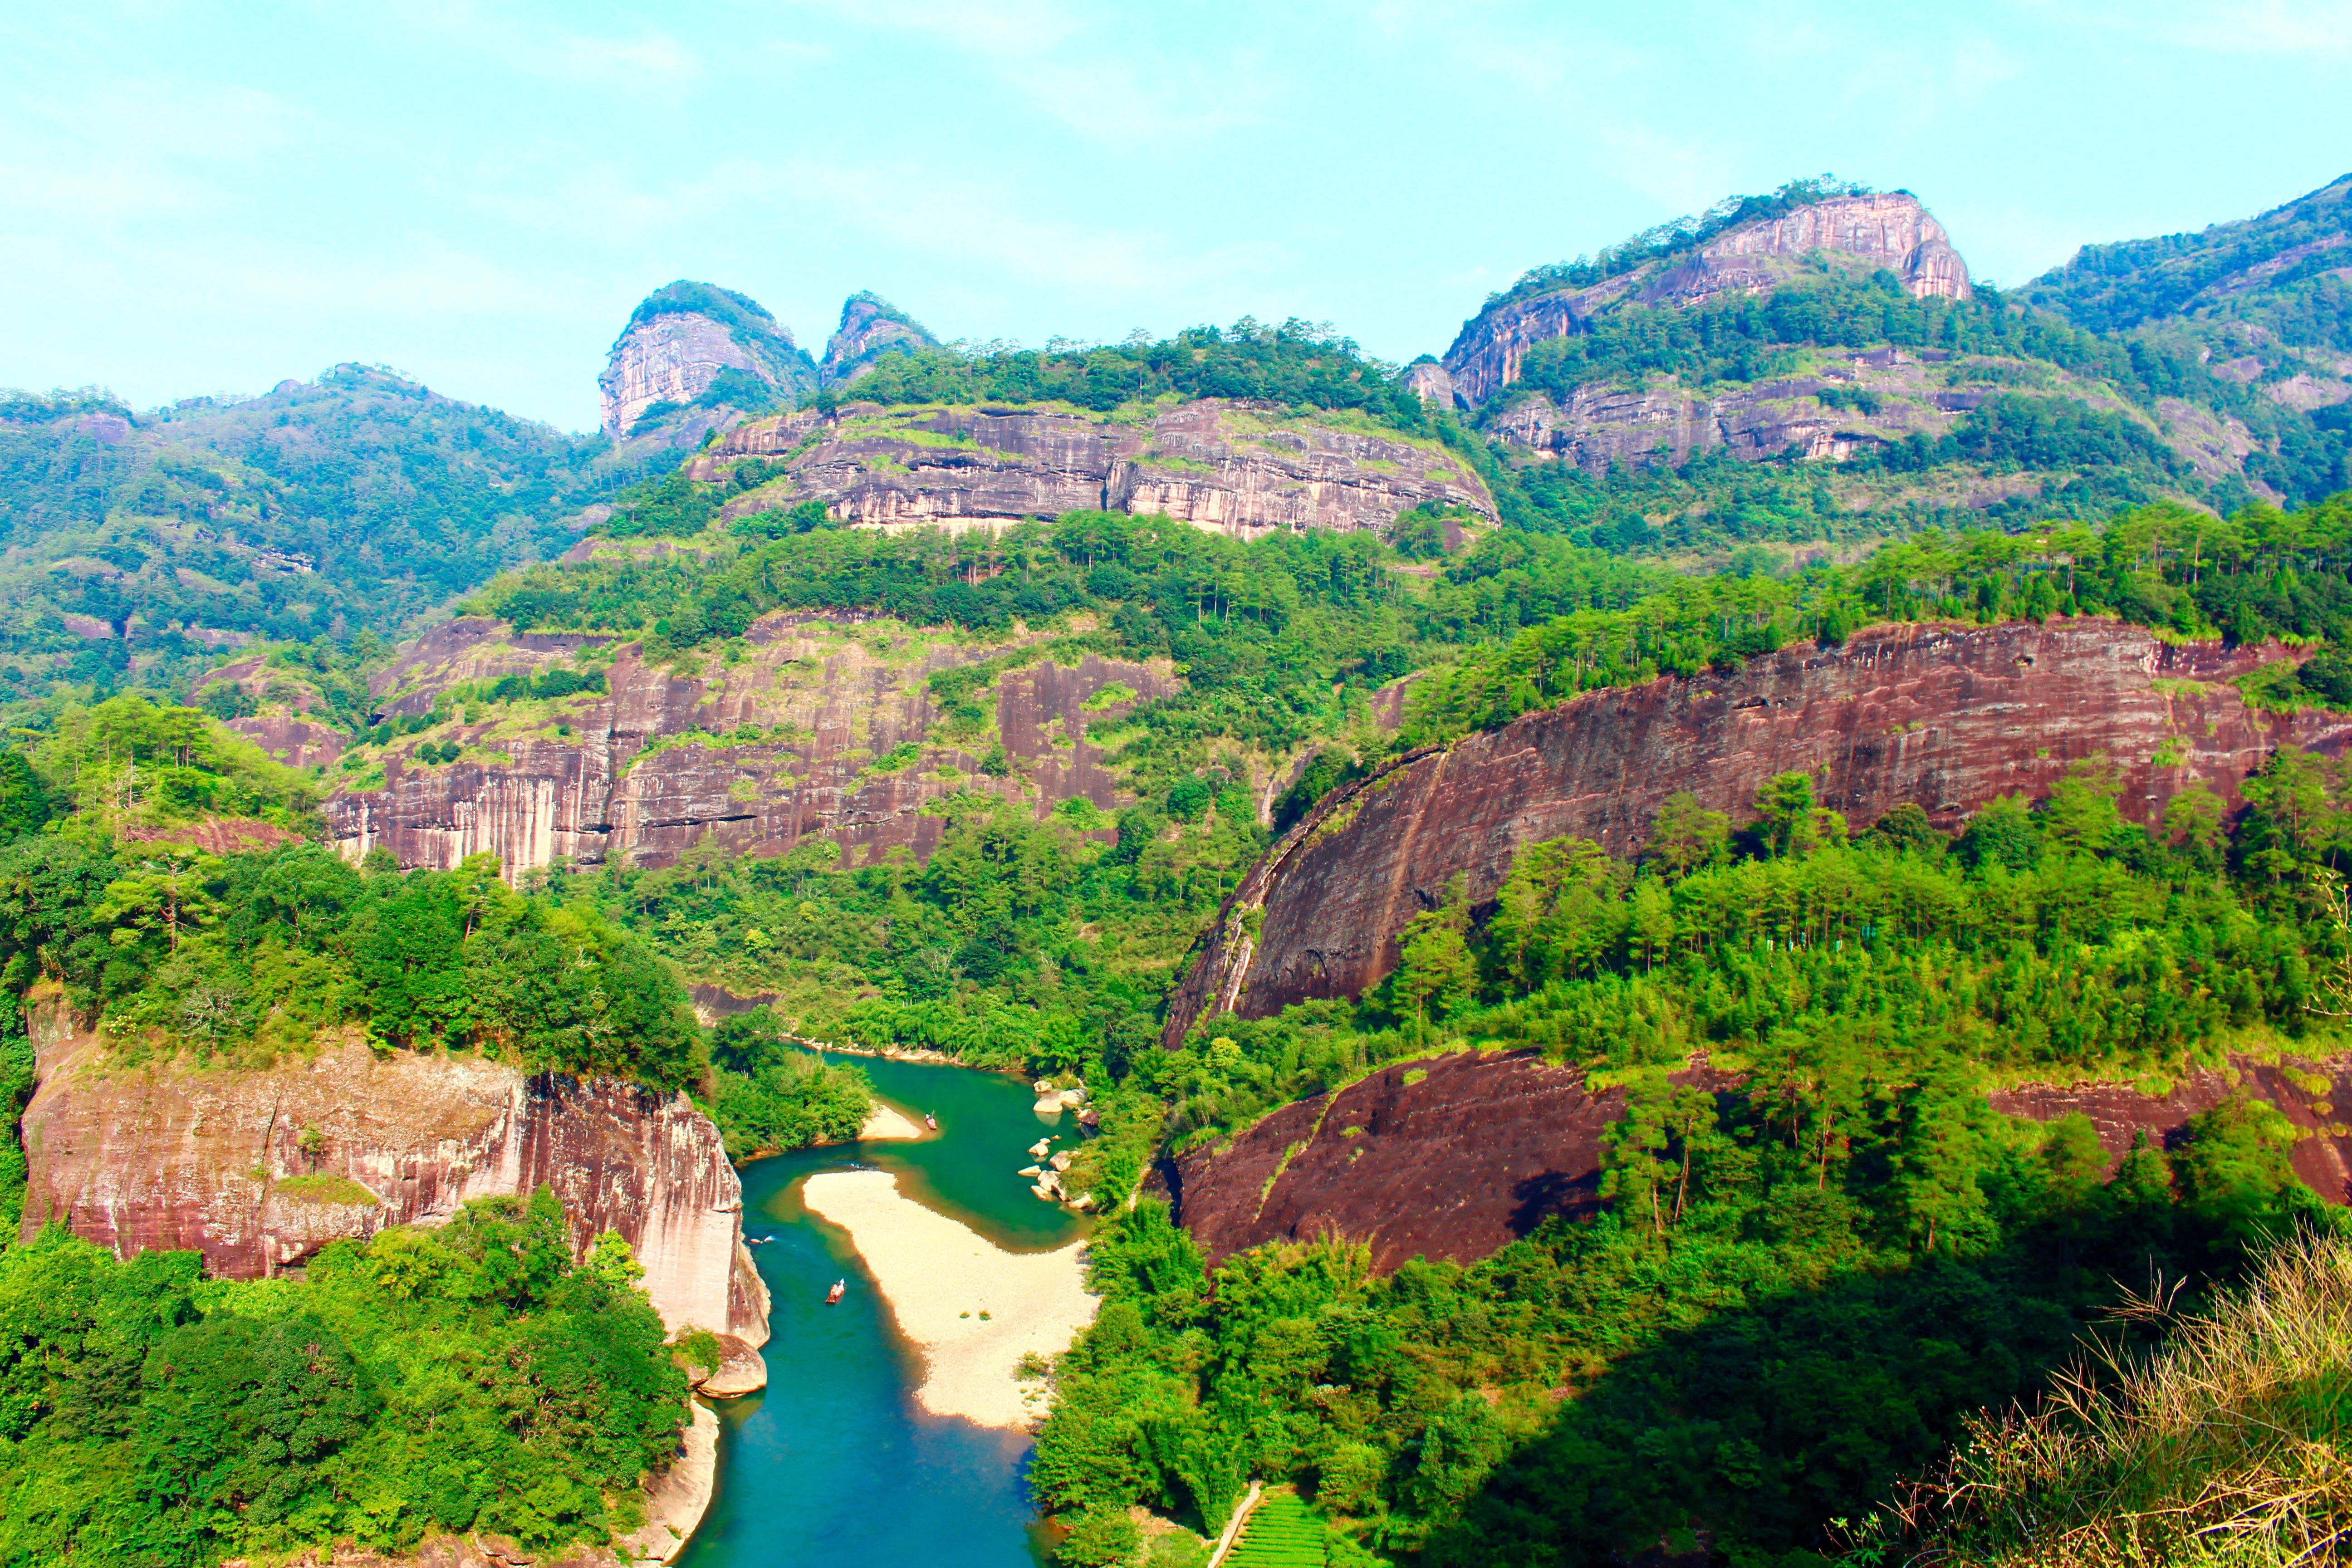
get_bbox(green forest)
[3,475,2352,1562]
[0,1193,687,1564]
[4,171,2352,1564]
[1032,753,2352,1568]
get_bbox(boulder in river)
[694,1335,770,1399]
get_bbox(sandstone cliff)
[598,281,816,444]
[821,291,938,386]
[703,398,1494,539]
[1155,1049,1623,1269]
[1443,192,1973,408]
[323,610,1173,875]
[1166,618,2347,1043]
[17,986,768,1345]
[1162,1048,2352,1272]
[1479,348,2262,487]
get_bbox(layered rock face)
[323,611,1172,875]
[201,650,349,767]
[1165,1049,2352,1272]
[706,399,1494,539]
[1481,348,2256,483]
[598,281,816,442]
[17,990,768,1343]
[1155,1050,1626,1269]
[1166,618,2347,1042]
[1443,192,1972,407]
[821,292,938,386]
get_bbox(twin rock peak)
[597,284,937,446]
[598,188,1976,447]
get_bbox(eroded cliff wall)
[1167,618,2350,1043]
[1166,1049,2352,1272]
[1155,1050,1626,1269]
[18,990,767,1344]
[703,398,1494,539]
[323,610,1173,875]
[1442,192,1971,407]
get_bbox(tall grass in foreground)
[1879,1232,2352,1566]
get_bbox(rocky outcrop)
[822,292,938,386]
[1482,349,2263,488]
[1485,352,1966,470]
[1444,192,1972,407]
[322,611,1173,875]
[18,990,768,1346]
[1164,1049,2352,1273]
[598,281,816,443]
[1166,618,2347,1042]
[1403,360,1457,406]
[692,1333,769,1398]
[705,399,1494,539]
[1993,1058,2352,1202]
[1154,1050,1626,1269]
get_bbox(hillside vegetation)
[0,369,631,718]
[1882,1230,2352,1566]
[1458,177,2352,552]
[0,1194,686,1565]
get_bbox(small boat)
[825,1279,846,1305]
[925,1112,938,1131]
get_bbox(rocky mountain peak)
[597,279,816,445]
[1441,186,1972,406]
[1666,190,1970,305]
[821,291,939,387]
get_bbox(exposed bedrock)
[1442,192,1972,407]
[17,986,768,1345]
[1166,618,2350,1044]
[322,611,1173,875]
[1166,1050,2352,1272]
[1153,1050,1627,1270]
[1480,352,2258,486]
[701,397,1495,539]
[597,281,814,443]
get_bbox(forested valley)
[5,173,2352,1567]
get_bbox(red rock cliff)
[322,611,1173,875]
[1166,618,2350,1044]
[1167,1050,2352,1272]
[1155,1050,1627,1269]
[17,989,767,1345]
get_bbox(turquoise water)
[678,1052,1092,1568]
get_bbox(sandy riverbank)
[860,1100,926,1141]
[801,1170,1096,1429]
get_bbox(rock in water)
[693,1335,770,1399]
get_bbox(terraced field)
[1223,1491,1325,1568]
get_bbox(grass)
[1224,1490,1325,1568]
[272,1175,377,1207]
[1879,1230,2352,1566]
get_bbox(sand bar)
[860,1100,925,1140]
[801,1169,1095,1428]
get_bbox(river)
[678,1051,1093,1568]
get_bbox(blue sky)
[5,1,2348,433]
